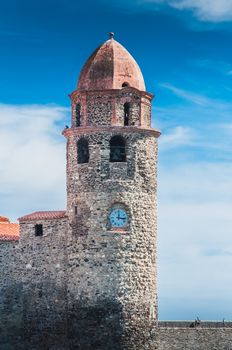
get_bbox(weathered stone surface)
[159,322,232,350]
[0,218,68,349]
[70,88,153,129]
[65,124,159,348]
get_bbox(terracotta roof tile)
[0,222,19,242]
[0,216,10,223]
[18,210,67,222]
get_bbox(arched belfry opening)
[76,103,81,127]
[122,82,129,87]
[124,102,130,126]
[110,135,126,162]
[77,138,89,164]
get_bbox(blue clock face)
[110,209,128,228]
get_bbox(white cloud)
[171,0,232,22]
[158,83,232,117]
[159,83,212,106]
[141,0,232,22]
[0,103,68,221]
[155,85,232,165]
[159,125,195,149]
[154,83,232,319]
[158,161,232,319]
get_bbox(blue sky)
[1,0,232,321]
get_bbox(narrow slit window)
[76,103,81,127]
[77,138,89,164]
[35,224,43,237]
[110,136,126,162]
[124,102,130,126]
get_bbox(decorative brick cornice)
[69,87,154,102]
[62,126,161,138]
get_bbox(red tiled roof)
[0,216,10,223]
[18,210,67,221]
[77,37,145,91]
[0,222,19,242]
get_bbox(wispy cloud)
[155,85,232,160]
[190,59,232,77]
[141,0,232,22]
[159,83,212,106]
[170,0,232,22]
[159,83,232,112]
[159,125,195,149]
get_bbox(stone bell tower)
[63,33,160,350]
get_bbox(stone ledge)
[159,321,232,328]
[62,125,161,138]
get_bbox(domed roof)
[77,35,145,91]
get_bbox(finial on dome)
[109,32,114,40]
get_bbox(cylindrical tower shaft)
[63,35,160,350]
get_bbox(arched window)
[122,82,129,87]
[110,136,126,162]
[76,103,81,127]
[124,102,130,126]
[77,138,89,164]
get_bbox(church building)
[0,34,231,350]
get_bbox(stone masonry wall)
[65,127,159,349]
[141,96,152,128]
[159,322,232,350]
[0,241,17,293]
[0,217,69,350]
[87,93,112,126]
[0,241,22,349]
[70,88,153,129]
[115,89,141,126]
[18,217,68,349]
[66,129,158,203]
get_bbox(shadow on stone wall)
[0,280,67,350]
[1,283,124,350]
[67,299,124,350]
[1,283,158,350]
[0,282,24,349]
